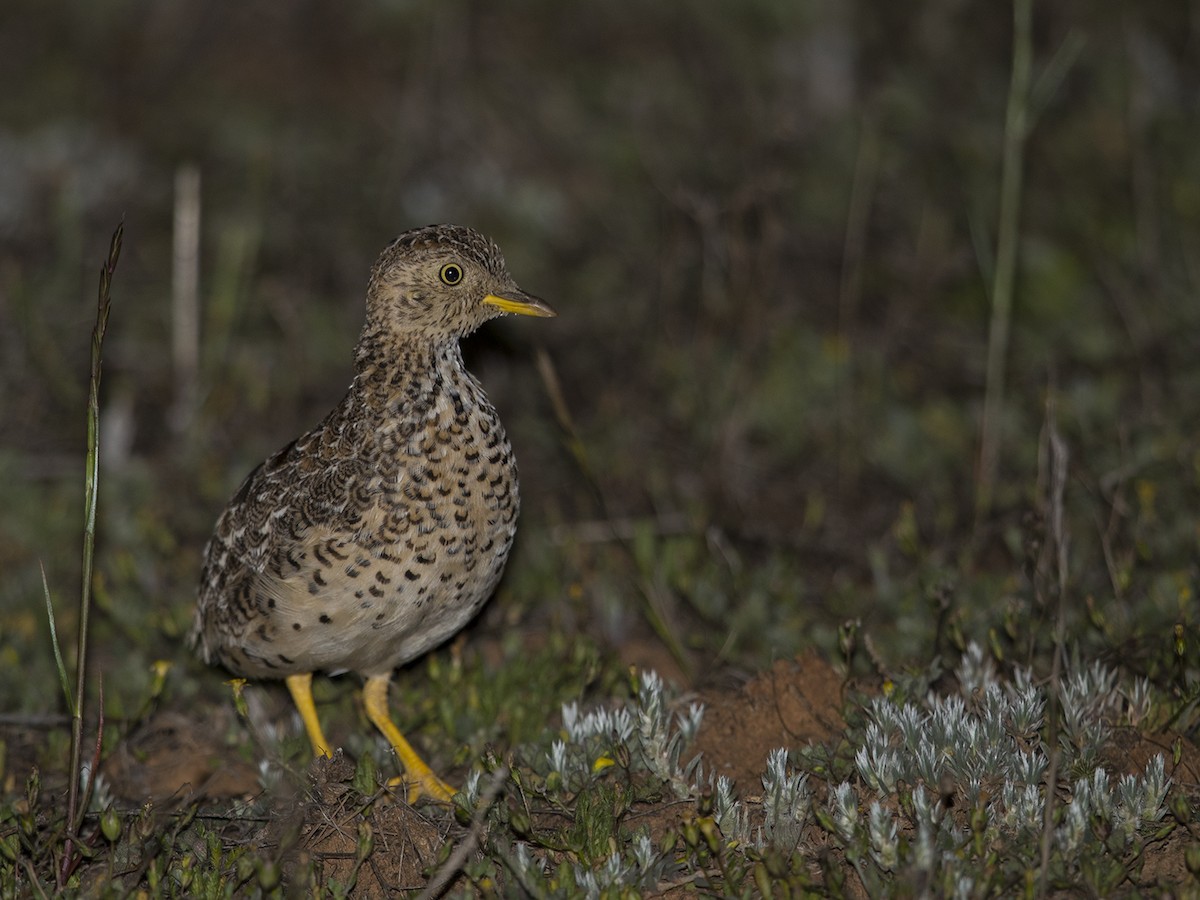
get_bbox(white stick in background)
[171,163,201,434]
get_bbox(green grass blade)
[39,562,74,716]
[66,221,123,845]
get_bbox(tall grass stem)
[66,223,123,841]
[977,0,1032,519]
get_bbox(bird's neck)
[352,324,468,403]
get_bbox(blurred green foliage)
[0,0,1196,831]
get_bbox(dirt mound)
[692,652,848,791]
[104,710,260,800]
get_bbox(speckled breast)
[194,361,521,680]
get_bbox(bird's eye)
[439,263,463,286]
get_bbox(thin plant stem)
[535,347,692,679]
[40,562,73,715]
[977,0,1033,519]
[836,113,879,493]
[1037,390,1070,896]
[66,222,122,845]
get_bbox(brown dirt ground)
[98,651,852,799]
[7,652,1195,895]
[691,652,849,793]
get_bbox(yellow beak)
[483,290,556,318]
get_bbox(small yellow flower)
[592,755,616,774]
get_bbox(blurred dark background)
[2,0,1198,718]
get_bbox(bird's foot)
[387,770,456,805]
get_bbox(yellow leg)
[286,672,332,758]
[362,675,455,803]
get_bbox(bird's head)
[365,224,554,341]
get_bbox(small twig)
[0,713,72,726]
[653,871,708,892]
[835,113,879,490]
[23,858,51,900]
[545,513,692,546]
[417,766,509,900]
